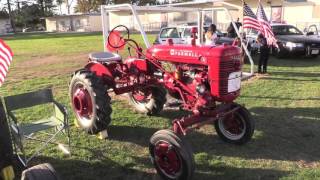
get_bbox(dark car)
[272,24,320,58]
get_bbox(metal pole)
[223,7,255,76]
[130,5,151,48]
[101,6,109,52]
[197,11,203,45]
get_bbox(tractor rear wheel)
[69,70,112,134]
[214,104,255,145]
[128,86,166,115]
[149,129,195,180]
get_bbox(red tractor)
[69,25,254,180]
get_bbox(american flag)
[257,1,278,48]
[0,39,13,86]
[243,2,261,31]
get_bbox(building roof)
[45,13,101,19]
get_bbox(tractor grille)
[219,60,236,95]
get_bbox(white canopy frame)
[100,3,254,78]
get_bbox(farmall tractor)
[69,24,255,180]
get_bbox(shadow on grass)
[29,156,159,180]
[241,95,320,101]
[132,155,288,180]
[260,77,319,82]
[109,106,320,163]
[271,71,320,78]
[26,106,316,179]
[267,56,320,67]
[185,107,320,163]
[29,155,289,180]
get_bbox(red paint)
[154,141,181,177]
[106,30,125,52]
[73,87,93,117]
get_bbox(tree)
[0,8,9,18]
[56,0,63,14]
[36,0,55,16]
[75,0,105,13]
[75,0,160,13]
[6,0,15,32]
[14,3,43,28]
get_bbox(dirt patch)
[8,53,89,82]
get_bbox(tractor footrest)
[89,52,122,64]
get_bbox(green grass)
[1,32,320,180]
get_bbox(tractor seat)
[89,52,122,63]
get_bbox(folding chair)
[2,89,70,167]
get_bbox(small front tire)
[149,129,195,180]
[214,104,255,145]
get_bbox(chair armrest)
[7,111,18,124]
[53,101,68,123]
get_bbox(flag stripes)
[256,1,278,47]
[243,1,278,48]
[0,39,13,86]
[243,2,261,31]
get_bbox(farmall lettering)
[170,49,201,58]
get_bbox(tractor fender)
[124,58,148,73]
[85,62,115,86]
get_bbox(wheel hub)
[218,112,247,141]
[132,89,152,103]
[73,88,93,117]
[224,114,244,135]
[154,142,181,177]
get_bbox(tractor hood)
[146,44,241,65]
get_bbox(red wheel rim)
[131,89,152,103]
[219,113,246,139]
[72,85,93,119]
[154,141,182,178]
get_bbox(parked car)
[246,24,320,58]
[272,24,320,58]
[154,25,234,45]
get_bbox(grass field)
[1,32,320,180]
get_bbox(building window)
[60,21,65,27]
[75,19,81,28]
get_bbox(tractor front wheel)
[214,104,255,145]
[149,129,195,180]
[69,70,112,134]
[128,86,166,115]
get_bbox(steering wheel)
[107,25,142,57]
[107,25,130,50]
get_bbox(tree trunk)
[6,0,15,33]
[66,0,74,31]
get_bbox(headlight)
[285,42,304,48]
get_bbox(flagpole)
[241,0,255,75]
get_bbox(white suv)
[154,25,233,45]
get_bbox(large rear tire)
[128,86,167,115]
[69,70,112,134]
[214,104,255,145]
[21,163,60,180]
[149,129,195,180]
